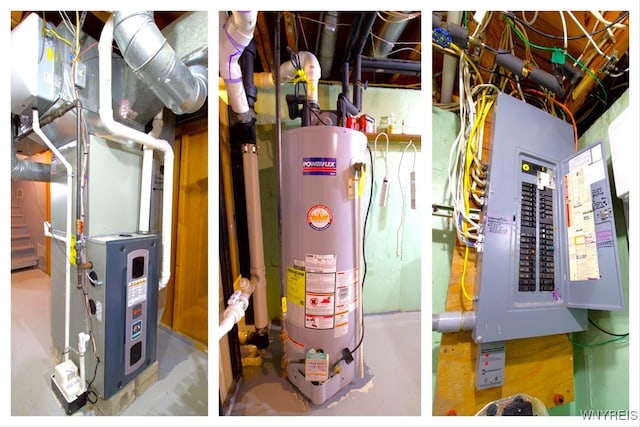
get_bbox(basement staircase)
[11,203,38,271]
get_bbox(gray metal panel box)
[473,93,624,343]
[83,233,159,399]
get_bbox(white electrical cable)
[521,11,539,25]
[396,141,417,258]
[373,133,390,207]
[559,11,568,50]
[590,11,626,29]
[567,11,611,61]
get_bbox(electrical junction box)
[473,93,624,344]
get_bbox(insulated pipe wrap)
[219,11,257,116]
[113,11,207,115]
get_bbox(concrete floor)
[227,310,421,416]
[10,268,208,416]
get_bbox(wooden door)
[161,120,208,348]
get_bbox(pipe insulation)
[432,311,477,333]
[279,51,321,105]
[113,11,208,116]
[99,16,174,290]
[219,11,258,120]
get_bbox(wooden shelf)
[365,133,421,144]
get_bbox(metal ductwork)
[318,12,338,79]
[113,11,208,116]
[11,116,51,182]
[372,11,411,58]
[11,135,51,182]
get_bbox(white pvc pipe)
[279,51,321,104]
[432,311,477,333]
[99,17,174,290]
[440,11,463,104]
[356,175,364,378]
[139,111,164,233]
[139,147,153,233]
[33,109,73,362]
[78,332,89,391]
[241,145,268,331]
[219,11,257,115]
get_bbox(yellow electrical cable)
[460,245,473,302]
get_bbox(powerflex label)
[303,157,336,176]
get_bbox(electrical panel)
[473,93,624,344]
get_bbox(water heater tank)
[281,126,367,404]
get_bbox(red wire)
[524,89,578,152]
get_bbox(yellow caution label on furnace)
[286,266,305,306]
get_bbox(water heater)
[281,126,367,404]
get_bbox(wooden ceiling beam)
[254,12,273,74]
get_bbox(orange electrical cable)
[524,89,578,152]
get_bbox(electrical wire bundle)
[446,42,497,250]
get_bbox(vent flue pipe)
[113,11,208,116]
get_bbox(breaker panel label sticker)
[303,157,336,176]
[486,215,512,235]
[565,168,600,281]
[286,266,305,306]
[307,205,333,231]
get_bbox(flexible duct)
[99,16,174,290]
[279,51,321,105]
[219,11,258,121]
[11,129,51,182]
[113,11,208,116]
[319,12,338,79]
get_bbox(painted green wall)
[430,106,459,396]
[431,90,631,414]
[246,83,423,321]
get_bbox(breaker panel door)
[559,141,624,310]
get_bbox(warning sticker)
[305,254,336,273]
[286,266,305,306]
[306,271,336,293]
[305,314,334,329]
[127,279,147,307]
[307,205,333,231]
[305,352,329,382]
[306,293,334,316]
[334,311,349,338]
